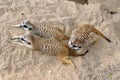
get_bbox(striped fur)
[9,33,86,67]
[68,24,111,51]
[13,20,69,41]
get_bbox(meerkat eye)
[20,37,26,42]
[20,37,31,45]
[23,25,28,28]
[27,42,31,45]
[29,27,32,30]
[72,45,78,47]
[79,46,81,48]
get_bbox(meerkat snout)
[11,20,33,30]
[22,24,33,30]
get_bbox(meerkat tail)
[103,37,111,42]
[96,31,111,42]
[91,27,111,42]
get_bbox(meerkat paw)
[56,55,75,68]
[62,58,75,68]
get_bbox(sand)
[0,0,120,80]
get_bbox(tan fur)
[13,20,69,41]
[74,24,111,43]
[68,24,111,51]
[9,33,85,68]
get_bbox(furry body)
[12,20,69,41]
[9,33,87,67]
[68,24,111,51]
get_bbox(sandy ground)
[0,0,120,80]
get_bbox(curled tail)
[90,26,111,42]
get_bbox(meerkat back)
[31,35,68,55]
[12,20,69,41]
[68,23,111,51]
[31,22,69,40]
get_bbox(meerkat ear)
[23,20,30,24]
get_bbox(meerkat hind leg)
[56,53,75,68]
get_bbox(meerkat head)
[12,20,34,33]
[68,34,82,51]
[9,33,34,49]
[21,34,33,45]
[10,35,31,45]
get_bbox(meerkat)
[12,20,69,41]
[68,24,111,53]
[9,33,88,68]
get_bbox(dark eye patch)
[72,45,78,47]
[29,28,32,30]
[20,38,31,45]
[27,42,31,45]
[23,25,28,28]
[72,45,81,48]
[21,37,26,41]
